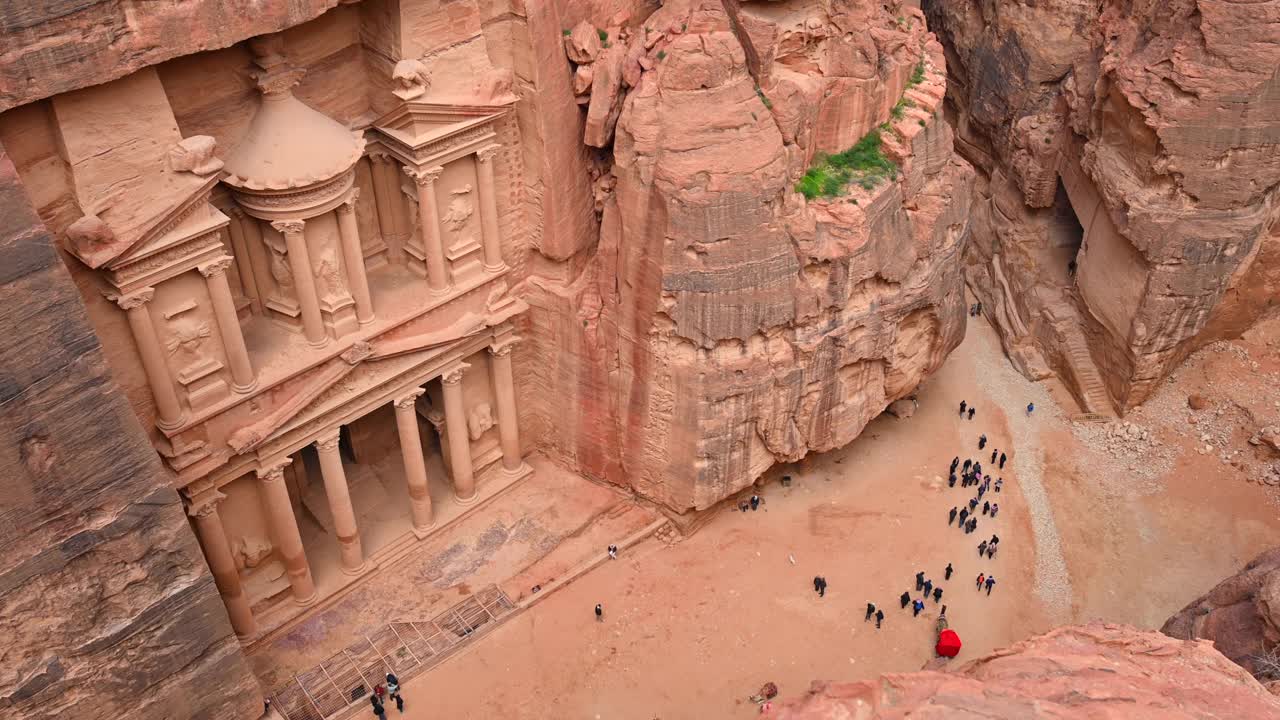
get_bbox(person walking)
[990,449,997,464]
[995,478,1003,493]
[948,506,958,525]
[963,458,972,473]
[968,497,978,512]
[987,544,997,560]
[932,586,943,603]
[999,452,1007,469]
[750,494,761,511]
[978,540,988,557]
[912,598,925,617]
[958,508,969,527]
[967,517,978,534]
[945,562,953,580]
[595,603,603,622]
[990,503,999,518]
[385,673,403,713]
[982,500,990,516]
[951,456,959,472]
[975,301,982,315]
[978,434,987,450]
[866,602,876,621]
[991,533,1000,546]
[977,483,986,499]
[985,576,996,595]
[916,571,925,592]
[900,591,911,609]
[817,577,827,598]
[607,544,618,560]
[976,573,985,590]
[875,609,884,628]
[974,461,982,476]
[959,400,967,416]
[967,407,975,420]
[1026,402,1034,416]
[923,579,933,598]
[370,694,387,720]
[948,473,957,488]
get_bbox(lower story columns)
[393,388,435,536]
[188,491,256,638]
[315,430,366,575]
[257,459,317,605]
[441,364,477,503]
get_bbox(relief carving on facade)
[442,184,475,249]
[313,246,349,301]
[392,59,431,101]
[234,535,274,570]
[467,401,494,441]
[165,315,213,366]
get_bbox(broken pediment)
[371,102,507,162]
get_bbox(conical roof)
[223,92,365,191]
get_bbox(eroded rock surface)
[775,623,1280,718]
[1163,546,1280,684]
[923,0,1280,414]
[535,0,973,511]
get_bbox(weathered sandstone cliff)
[531,0,973,511]
[775,623,1280,718]
[0,153,261,718]
[1164,546,1280,686]
[923,0,1280,414]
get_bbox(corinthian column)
[475,144,506,272]
[256,459,317,605]
[111,288,185,430]
[271,219,327,347]
[392,389,435,536]
[200,256,256,392]
[441,364,477,503]
[403,165,449,294]
[336,190,375,325]
[314,429,365,574]
[188,491,256,638]
[488,338,523,473]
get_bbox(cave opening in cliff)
[1047,178,1085,286]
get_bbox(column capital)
[198,255,235,278]
[315,428,342,452]
[489,336,521,358]
[106,287,156,310]
[186,490,227,518]
[338,188,361,215]
[271,219,306,235]
[225,205,246,220]
[476,144,501,164]
[403,165,444,186]
[441,362,470,386]
[257,458,292,482]
[394,387,426,409]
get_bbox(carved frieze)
[109,229,224,286]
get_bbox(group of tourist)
[368,673,405,718]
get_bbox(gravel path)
[969,328,1073,620]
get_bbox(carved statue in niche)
[167,136,223,176]
[166,316,212,365]
[392,59,431,101]
[234,536,274,570]
[65,213,116,258]
[442,184,474,248]
[267,240,293,291]
[467,402,494,441]
[313,246,348,299]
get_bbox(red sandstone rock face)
[536,0,973,511]
[1163,547,1280,683]
[923,0,1280,414]
[774,623,1280,718]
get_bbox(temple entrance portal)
[1046,179,1085,286]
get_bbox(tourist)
[987,544,997,560]
[978,434,987,450]
[923,579,933,598]
[959,400,967,416]
[967,517,978,534]
[999,452,1007,469]
[982,500,990,516]
[1026,402,1035,416]
[948,506,958,525]
[385,673,404,713]
[933,586,943,603]
[991,534,1000,546]
[963,458,972,473]
[750,494,760,511]
[976,573,985,590]
[945,562,953,581]
[814,576,822,593]
[975,301,982,316]
[968,497,978,512]
[977,483,986,499]
[948,473,956,488]
[607,544,617,560]
[738,500,749,512]
[974,461,982,475]
[958,508,969,527]
[990,449,997,464]
[374,684,386,704]
[817,577,827,598]
[595,603,603,621]
[995,478,1003,493]
[875,609,884,628]
[968,407,975,420]
[865,602,876,621]
[900,591,911,609]
[990,503,999,518]
[978,540,988,557]
[916,571,925,591]
[370,694,387,720]
[912,598,925,617]
[951,456,959,472]
[985,576,996,595]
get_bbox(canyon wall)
[775,623,1280,718]
[0,152,262,719]
[530,0,973,511]
[923,0,1280,414]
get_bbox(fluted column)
[488,338,523,473]
[475,144,506,272]
[272,219,326,347]
[200,256,256,392]
[393,389,435,536]
[256,459,317,605]
[314,429,365,574]
[112,288,185,430]
[336,190,375,325]
[404,165,449,294]
[441,364,477,503]
[188,491,256,638]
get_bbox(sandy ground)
[365,314,1280,720]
